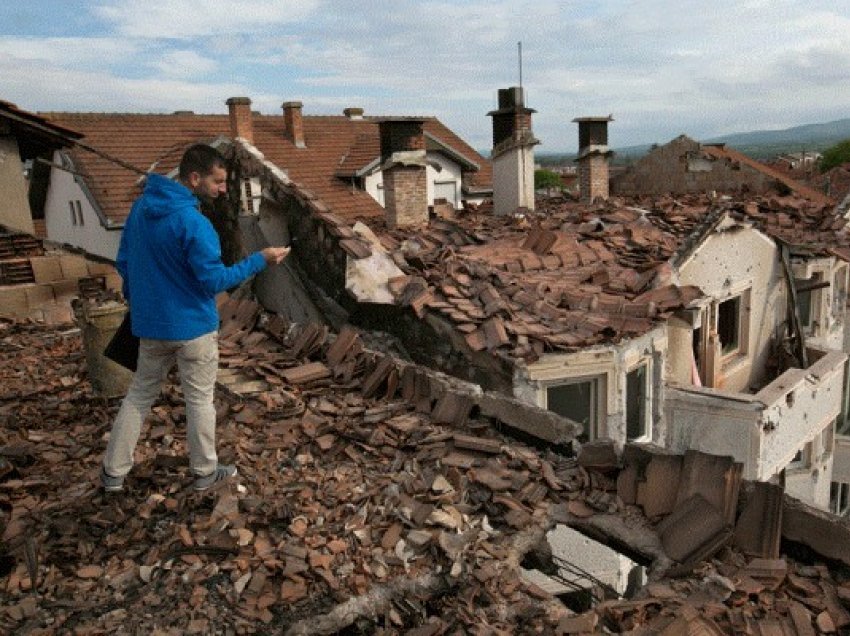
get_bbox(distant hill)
[537,119,850,166]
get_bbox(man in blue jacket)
[101,144,289,492]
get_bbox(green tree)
[534,168,562,190]
[820,139,850,173]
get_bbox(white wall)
[666,348,846,510]
[44,152,122,261]
[492,145,535,216]
[426,153,463,207]
[677,221,783,392]
[515,328,668,448]
[365,150,466,210]
[546,525,641,596]
[364,170,384,207]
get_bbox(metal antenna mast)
[518,41,523,88]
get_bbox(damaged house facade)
[216,93,850,515]
[34,93,850,516]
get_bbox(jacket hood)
[141,174,198,219]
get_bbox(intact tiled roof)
[42,111,492,226]
[369,191,850,363]
[41,112,225,224]
[335,132,379,177]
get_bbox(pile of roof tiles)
[378,209,703,362]
[3,302,850,633]
[372,190,850,363]
[0,304,577,633]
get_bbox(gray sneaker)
[193,465,238,491]
[100,467,124,492]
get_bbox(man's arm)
[185,220,290,295]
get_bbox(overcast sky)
[2,1,849,152]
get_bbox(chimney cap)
[344,107,364,119]
[373,116,427,124]
[572,115,614,123]
[226,96,252,106]
[282,100,303,109]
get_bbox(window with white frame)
[626,363,650,441]
[716,289,750,359]
[831,481,850,516]
[546,375,605,442]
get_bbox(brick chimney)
[487,87,539,216]
[574,116,613,203]
[226,97,253,144]
[283,101,305,148]
[377,118,428,229]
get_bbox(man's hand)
[261,246,291,265]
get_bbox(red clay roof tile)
[42,111,492,226]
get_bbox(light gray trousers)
[103,331,219,478]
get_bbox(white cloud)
[0,37,141,68]
[0,54,275,114]
[151,50,218,78]
[93,0,321,39]
[4,1,850,149]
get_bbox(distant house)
[611,135,833,205]
[775,151,821,171]
[39,101,492,261]
[0,100,81,235]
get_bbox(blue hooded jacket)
[116,174,266,340]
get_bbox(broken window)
[795,274,822,335]
[626,364,649,441]
[838,360,850,436]
[830,482,850,516]
[717,297,740,354]
[547,376,602,442]
[788,443,812,471]
[717,291,749,358]
[685,152,712,172]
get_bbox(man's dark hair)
[178,144,226,180]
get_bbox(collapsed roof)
[2,296,850,634]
